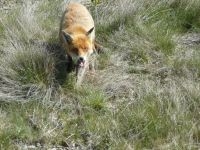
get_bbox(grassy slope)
[0,0,200,149]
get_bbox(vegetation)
[0,0,200,149]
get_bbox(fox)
[59,2,97,86]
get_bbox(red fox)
[59,2,96,86]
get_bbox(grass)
[0,0,200,149]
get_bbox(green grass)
[171,45,200,78]
[9,49,54,85]
[0,88,109,148]
[0,0,200,149]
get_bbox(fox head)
[61,27,94,68]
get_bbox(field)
[0,0,200,149]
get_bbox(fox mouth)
[77,59,85,68]
[79,61,85,67]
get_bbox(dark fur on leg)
[66,55,74,72]
[94,41,103,54]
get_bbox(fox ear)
[86,27,94,36]
[62,31,72,43]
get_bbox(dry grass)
[0,0,200,149]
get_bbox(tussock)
[0,1,58,101]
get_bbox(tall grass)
[0,0,63,101]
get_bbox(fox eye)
[83,48,88,52]
[73,48,78,54]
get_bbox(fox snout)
[77,57,85,68]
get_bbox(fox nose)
[78,57,84,62]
